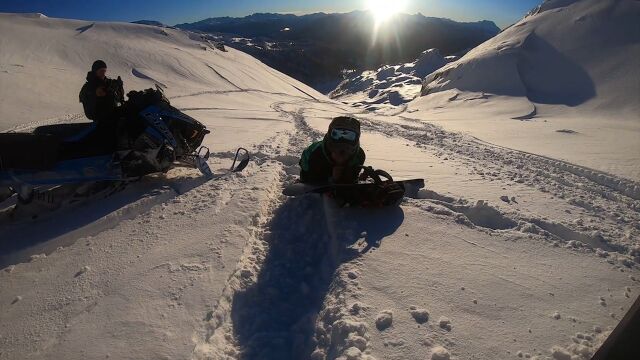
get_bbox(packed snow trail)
[230,196,350,359]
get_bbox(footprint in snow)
[376,310,393,331]
[431,346,451,360]
[438,316,452,331]
[409,306,429,324]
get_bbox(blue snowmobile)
[0,86,249,217]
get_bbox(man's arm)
[299,142,328,184]
[351,147,367,183]
[79,83,97,120]
[357,147,366,166]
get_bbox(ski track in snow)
[193,98,411,360]
[359,116,640,253]
[131,68,168,88]
[193,98,327,359]
[205,64,243,91]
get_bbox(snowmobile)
[283,166,425,207]
[0,86,249,217]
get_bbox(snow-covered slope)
[330,49,451,112]
[410,0,640,180]
[0,13,322,132]
[1,10,639,360]
[422,0,639,116]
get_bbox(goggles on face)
[331,128,358,142]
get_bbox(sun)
[367,0,406,23]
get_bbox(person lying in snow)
[299,116,366,184]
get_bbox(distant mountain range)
[174,11,500,92]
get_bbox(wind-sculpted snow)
[420,0,640,117]
[528,0,582,16]
[405,0,640,181]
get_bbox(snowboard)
[283,179,425,207]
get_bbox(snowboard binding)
[332,166,407,208]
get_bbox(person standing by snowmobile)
[299,116,366,184]
[77,60,127,152]
[79,60,124,122]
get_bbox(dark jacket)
[79,72,123,121]
[299,140,366,184]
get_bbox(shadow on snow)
[0,174,208,268]
[231,195,404,359]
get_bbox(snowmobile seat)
[0,133,60,170]
[34,122,117,160]
[33,122,96,141]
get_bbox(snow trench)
[230,196,336,359]
[229,194,406,359]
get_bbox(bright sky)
[0,0,541,28]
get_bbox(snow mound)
[409,306,429,324]
[431,346,451,360]
[330,49,452,111]
[421,0,640,117]
[375,310,393,330]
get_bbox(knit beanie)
[92,60,107,73]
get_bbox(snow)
[408,306,429,324]
[430,346,451,360]
[1,4,639,360]
[410,0,640,181]
[330,49,451,112]
[374,310,393,330]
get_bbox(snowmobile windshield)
[331,128,358,142]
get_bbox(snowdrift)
[407,0,640,181]
[420,0,640,117]
[0,12,323,132]
[330,49,451,111]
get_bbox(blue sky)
[0,0,541,28]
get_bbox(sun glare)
[367,0,406,23]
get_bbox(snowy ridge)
[330,49,452,112]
